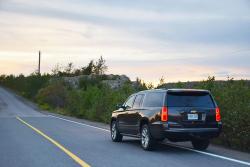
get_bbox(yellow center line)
[16,116,91,167]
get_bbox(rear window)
[167,92,215,108]
[143,92,165,107]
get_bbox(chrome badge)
[190,110,198,114]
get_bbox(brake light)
[161,106,168,122]
[216,107,221,122]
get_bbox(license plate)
[187,114,198,120]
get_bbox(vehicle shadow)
[121,138,193,154]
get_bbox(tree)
[94,56,108,75]
[202,76,215,91]
[82,60,95,75]
[64,62,74,76]
[147,82,154,89]
[51,64,62,76]
[134,77,147,91]
[158,76,165,87]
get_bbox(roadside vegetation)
[0,57,249,152]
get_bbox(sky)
[0,0,250,84]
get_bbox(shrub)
[36,80,68,108]
[0,73,50,99]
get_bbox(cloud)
[2,0,249,48]
[0,0,249,82]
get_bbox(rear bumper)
[150,122,222,141]
[166,128,220,133]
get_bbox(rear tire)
[111,121,123,142]
[141,124,155,151]
[191,139,210,150]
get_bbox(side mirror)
[116,104,126,110]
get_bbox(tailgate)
[166,91,217,128]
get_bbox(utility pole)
[38,51,41,75]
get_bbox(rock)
[62,74,130,89]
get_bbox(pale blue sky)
[0,0,249,83]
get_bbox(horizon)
[1,59,248,86]
[0,0,250,84]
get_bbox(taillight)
[161,106,168,122]
[216,107,221,122]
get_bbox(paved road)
[0,87,249,167]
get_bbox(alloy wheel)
[141,127,149,148]
[111,123,117,140]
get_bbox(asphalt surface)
[0,87,249,167]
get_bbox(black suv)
[110,89,222,150]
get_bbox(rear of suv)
[110,89,222,151]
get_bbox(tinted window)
[124,95,135,109]
[167,92,215,108]
[143,92,165,107]
[133,94,144,108]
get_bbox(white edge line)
[48,115,110,132]
[165,143,250,166]
[48,114,250,166]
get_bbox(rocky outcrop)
[102,75,130,89]
[63,74,130,89]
